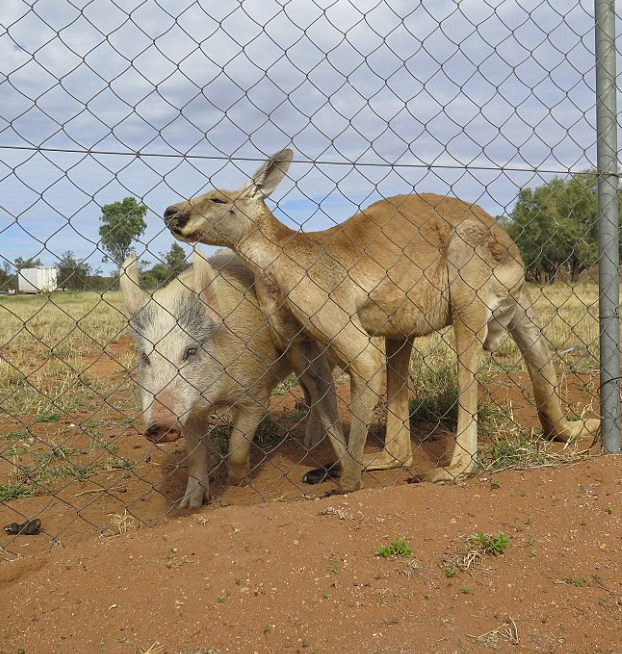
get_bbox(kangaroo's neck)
[237,208,302,270]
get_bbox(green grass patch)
[376,536,412,559]
[0,482,39,502]
[470,532,510,556]
[209,414,290,456]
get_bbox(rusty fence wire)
[0,0,619,553]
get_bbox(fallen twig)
[469,617,519,647]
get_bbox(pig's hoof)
[302,463,341,485]
[178,499,204,510]
[178,491,209,510]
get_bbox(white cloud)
[0,0,609,272]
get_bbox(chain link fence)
[0,0,618,554]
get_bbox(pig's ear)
[192,248,222,326]
[120,255,147,316]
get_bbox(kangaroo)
[163,149,600,492]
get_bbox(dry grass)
[408,282,600,375]
[0,291,130,415]
[468,617,520,647]
[0,283,601,412]
[0,291,139,501]
[105,509,138,537]
[0,282,604,501]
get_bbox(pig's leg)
[226,402,267,486]
[287,340,340,449]
[179,413,211,509]
[300,360,339,449]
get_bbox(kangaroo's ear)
[241,149,293,199]
[120,255,147,316]
[191,247,222,326]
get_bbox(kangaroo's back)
[321,193,522,272]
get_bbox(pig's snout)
[144,423,182,444]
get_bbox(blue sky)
[0,0,613,274]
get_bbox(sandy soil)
[1,338,620,653]
[1,456,622,654]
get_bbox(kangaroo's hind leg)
[508,286,600,441]
[362,337,415,471]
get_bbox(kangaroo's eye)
[140,351,151,366]
[211,197,226,204]
[183,346,198,361]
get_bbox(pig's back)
[207,251,257,294]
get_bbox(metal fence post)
[595,0,622,453]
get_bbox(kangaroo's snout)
[164,205,188,234]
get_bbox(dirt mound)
[1,456,621,654]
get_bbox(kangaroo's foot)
[302,462,364,492]
[361,448,414,471]
[545,418,600,443]
[302,462,341,485]
[408,455,478,484]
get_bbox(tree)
[144,262,170,288]
[56,251,92,291]
[0,260,14,291]
[98,197,147,265]
[163,242,189,276]
[140,243,190,289]
[15,256,43,270]
[506,172,601,283]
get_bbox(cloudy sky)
[0,0,613,274]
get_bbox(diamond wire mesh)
[0,0,614,552]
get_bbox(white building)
[18,267,58,293]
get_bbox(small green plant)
[270,373,298,396]
[0,482,38,502]
[470,532,509,556]
[561,576,587,587]
[209,414,289,454]
[1,429,30,441]
[460,585,471,594]
[376,536,412,559]
[408,366,459,429]
[486,434,540,469]
[445,566,459,578]
[92,437,117,454]
[32,408,62,423]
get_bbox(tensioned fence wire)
[0,0,617,553]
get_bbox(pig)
[120,248,339,508]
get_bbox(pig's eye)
[211,197,226,204]
[183,346,198,360]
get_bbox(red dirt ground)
[1,340,620,654]
[2,457,622,654]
